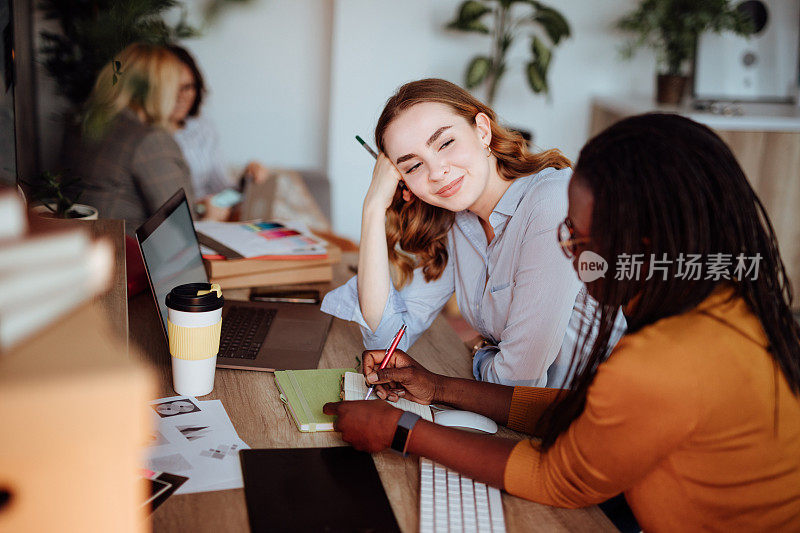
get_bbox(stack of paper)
[195,220,327,258]
[195,220,339,289]
[146,396,250,494]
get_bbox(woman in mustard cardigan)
[324,113,800,531]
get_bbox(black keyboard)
[218,307,277,360]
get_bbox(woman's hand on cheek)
[323,400,403,453]
[364,153,404,213]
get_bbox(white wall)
[179,0,333,171]
[326,0,656,240]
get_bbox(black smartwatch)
[390,412,421,457]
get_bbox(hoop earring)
[484,144,492,158]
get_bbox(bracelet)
[471,338,490,356]
[390,412,421,457]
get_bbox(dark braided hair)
[535,113,800,450]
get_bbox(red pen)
[364,324,407,400]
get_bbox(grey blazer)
[67,109,195,234]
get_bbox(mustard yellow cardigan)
[503,288,800,532]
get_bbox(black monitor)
[1,0,16,186]
[2,0,40,187]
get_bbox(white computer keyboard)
[419,458,506,533]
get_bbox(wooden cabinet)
[591,97,800,308]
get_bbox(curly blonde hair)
[375,78,571,286]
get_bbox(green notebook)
[274,368,352,432]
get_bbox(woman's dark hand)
[322,400,402,453]
[362,349,440,405]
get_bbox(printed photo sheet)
[147,396,249,495]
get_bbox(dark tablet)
[240,447,400,533]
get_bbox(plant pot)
[656,74,689,105]
[31,202,99,220]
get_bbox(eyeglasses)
[557,217,590,259]
[178,83,196,95]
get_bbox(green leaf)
[532,6,571,45]
[526,62,547,93]
[447,19,491,34]
[459,0,491,22]
[499,32,514,53]
[447,0,491,32]
[530,35,551,72]
[465,56,492,88]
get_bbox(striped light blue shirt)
[321,167,625,387]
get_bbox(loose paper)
[146,396,250,495]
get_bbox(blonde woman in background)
[66,42,202,233]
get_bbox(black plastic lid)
[165,282,224,313]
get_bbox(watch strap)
[390,411,421,456]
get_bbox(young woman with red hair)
[322,78,624,387]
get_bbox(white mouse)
[433,410,498,434]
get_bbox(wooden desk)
[130,259,616,532]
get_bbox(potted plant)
[446,0,571,107]
[617,0,754,105]
[24,171,98,220]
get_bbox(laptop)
[135,189,332,371]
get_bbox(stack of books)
[202,245,341,289]
[0,188,112,351]
[194,220,341,290]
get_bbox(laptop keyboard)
[218,307,277,359]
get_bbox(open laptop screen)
[136,189,209,334]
